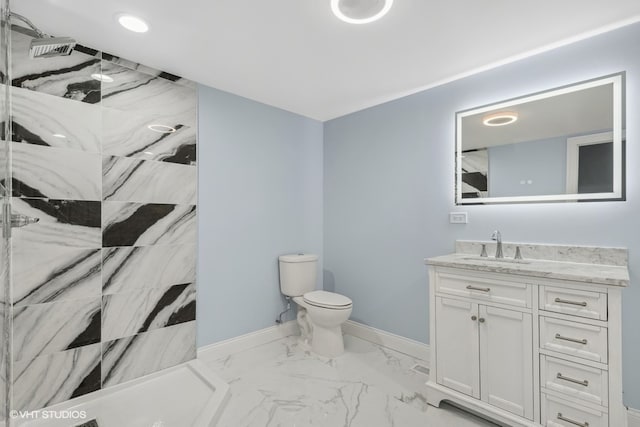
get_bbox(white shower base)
[11,360,229,427]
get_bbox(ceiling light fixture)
[147,124,176,134]
[91,73,114,83]
[331,0,393,24]
[117,14,149,33]
[482,111,519,127]
[52,133,66,138]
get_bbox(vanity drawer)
[540,317,608,364]
[540,286,607,321]
[541,355,608,406]
[435,272,531,308]
[542,393,608,427]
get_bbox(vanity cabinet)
[426,263,627,427]
[435,297,533,418]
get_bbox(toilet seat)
[303,290,352,310]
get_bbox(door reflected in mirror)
[456,74,625,204]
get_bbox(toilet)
[279,254,353,357]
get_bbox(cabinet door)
[435,297,480,398]
[479,305,533,420]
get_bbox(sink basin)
[462,256,531,265]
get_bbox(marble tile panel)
[102,202,196,247]
[13,344,101,412]
[13,245,100,306]
[12,143,101,200]
[102,107,196,165]
[102,283,195,341]
[13,297,101,363]
[102,321,196,387]
[11,86,100,152]
[100,61,196,166]
[103,155,197,204]
[11,29,101,104]
[11,197,101,248]
[100,61,196,116]
[102,53,195,89]
[102,244,196,294]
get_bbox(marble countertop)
[426,252,629,287]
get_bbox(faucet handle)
[491,230,501,241]
[480,244,488,257]
[514,246,523,260]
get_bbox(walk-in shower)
[1,3,226,426]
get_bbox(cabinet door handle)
[466,285,490,292]
[555,297,588,307]
[556,373,589,387]
[557,412,589,427]
[471,315,477,321]
[555,333,587,345]
[478,318,485,323]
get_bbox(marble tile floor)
[201,334,498,427]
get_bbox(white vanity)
[425,241,629,427]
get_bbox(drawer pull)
[555,297,588,307]
[557,412,589,427]
[555,333,588,345]
[556,372,589,387]
[466,285,490,292]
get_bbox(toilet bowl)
[279,254,353,357]
[294,291,353,357]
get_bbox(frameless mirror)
[456,74,625,204]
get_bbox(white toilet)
[279,254,353,357]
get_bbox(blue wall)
[323,22,640,408]
[488,136,567,197]
[197,86,323,346]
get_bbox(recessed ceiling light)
[117,14,149,33]
[331,0,393,24]
[91,73,114,83]
[144,151,154,155]
[147,124,176,134]
[482,112,519,127]
[52,133,66,138]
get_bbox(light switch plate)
[449,212,468,224]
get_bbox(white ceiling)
[11,0,640,121]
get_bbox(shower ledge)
[11,360,229,427]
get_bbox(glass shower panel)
[0,0,11,425]
[9,23,102,419]
[0,9,200,425]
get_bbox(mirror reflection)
[456,74,624,204]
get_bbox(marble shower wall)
[8,28,197,412]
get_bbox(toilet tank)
[279,254,318,297]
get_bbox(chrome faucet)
[491,230,503,258]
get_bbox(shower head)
[29,37,76,58]
[10,12,76,58]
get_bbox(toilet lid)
[303,290,352,309]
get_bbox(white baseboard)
[342,320,430,363]
[198,320,298,361]
[629,407,640,427]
